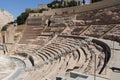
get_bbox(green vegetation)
[16,12,29,25]
[67,0,77,7]
[8,21,16,24]
[1,21,16,31]
[38,8,48,13]
[16,8,48,25]
[1,24,8,31]
[47,0,63,9]
[16,0,90,25]
[47,0,79,9]
[26,8,48,13]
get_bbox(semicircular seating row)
[21,37,110,80]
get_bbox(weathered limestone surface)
[0,9,14,29]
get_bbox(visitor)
[47,19,51,27]
[83,0,86,4]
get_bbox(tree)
[16,12,29,25]
[1,24,8,31]
[47,0,62,9]
[67,0,77,7]
[38,8,48,13]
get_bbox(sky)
[0,0,90,20]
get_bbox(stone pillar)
[5,25,15,43]
[1,24,15,54]
[1,31,6,43]
[1,31,6,54]
[78,1,81,5]
[76,0,80,5]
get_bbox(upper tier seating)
[14,1,120,80]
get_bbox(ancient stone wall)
[0,9,14,44]
[43,0,120,16]
[0,9,14,28]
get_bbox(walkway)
[3,56,26,80]
[94,38,120,80]
[108,42,120,80]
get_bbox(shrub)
[16,12,29,25]
[1,25,8,31]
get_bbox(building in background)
[38,4,48,9]
[62,0,81,6]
